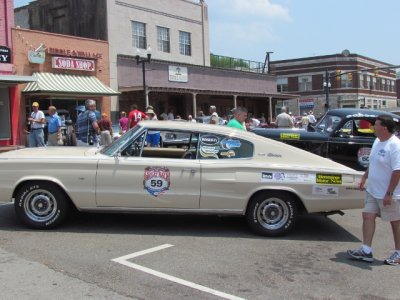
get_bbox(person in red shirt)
[128,104,148,128]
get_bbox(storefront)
[9,28,119,146]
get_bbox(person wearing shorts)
[347,115,400,265]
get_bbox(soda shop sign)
[52,56,95,71]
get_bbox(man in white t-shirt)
[347,115,400,265]
[27,101,45,147]
[209,105,219,124]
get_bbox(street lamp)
[135,47,152,107]
[323,69,331,112]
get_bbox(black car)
[252,108,400,170]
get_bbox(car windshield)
[100,125,142,156]
[316,114,342,133]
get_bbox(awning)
[0,75,37,86]
[22,72,120,96]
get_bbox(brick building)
[270,52,398,117]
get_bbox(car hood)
[252,127,328,141]
[0,146,100,159]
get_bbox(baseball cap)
[32,102,39,107]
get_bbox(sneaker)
[347,248,374,262]
[384,252,400,266]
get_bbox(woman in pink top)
[119,111,129,134]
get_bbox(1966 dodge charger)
[0,121,364,236]
[252,108,400,170]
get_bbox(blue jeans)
[29,129,45,147]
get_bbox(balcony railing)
[210,54,265,73]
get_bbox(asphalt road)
[0,203,399,300]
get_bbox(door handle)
[182,168,196,173]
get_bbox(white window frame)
[179,31,191,56]
[298,76,312,91]
[157,26,170,53]
[132,21,146,49]
[277,77,288,92]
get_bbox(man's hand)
[383,194,392,206]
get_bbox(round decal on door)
[143,167,171,197]
[357,147,371,168]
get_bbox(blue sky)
[14,0,400,65]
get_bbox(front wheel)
[246,191,297,236]
[14,182,69,229]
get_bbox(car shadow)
[0,203,360,242]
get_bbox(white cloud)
[230,0,291,21]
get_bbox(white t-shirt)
[367,135,400,199]
[31,110,45,129]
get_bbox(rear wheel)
[246,191,297,236]
[14,182,69,229]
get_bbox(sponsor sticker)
[261,171,316,183]
[220,150,236,157]
[221,138,241,149]
[200,135,219,145]
[357,147,371,168]
[316,173,342,185]
[312,185,339,197]
[280,133,300,140]
[143,167,171,197]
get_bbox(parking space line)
[112,244,246,300]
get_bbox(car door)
[328,118,374,170]
[95,130,201,208]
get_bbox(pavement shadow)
[0,203,359,242]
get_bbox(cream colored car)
[0,121,364,236]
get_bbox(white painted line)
[112,244,246,300]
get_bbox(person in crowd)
[187,115,196,123]
[301,112,310,128]
[47,106,62,146]
[275,107,294,128]
[28,101,45,147]
[98,113,113,146]
[159,112,168,120]
[347,115,400,265]
[145,108,160,147]
[227,107,248,131]
[259,113,266,124]
[209,105,219,124]
[128,104,147,128]
[119,111,129,134]
[76,99,100,147]
[308,110,317,125]
[198,111,204,117]
[248,113,261,129]
[167,109,174,120]
[289,112,296,126]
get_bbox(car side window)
[121,132,146,157]
[198,133,253,159]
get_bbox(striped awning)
[22,72,120,96]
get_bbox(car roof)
[327,108,400,120]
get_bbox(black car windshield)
[316,114,342,133]
[100,125,142,156]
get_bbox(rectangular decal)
[312,185,339,197]
[261,171,315,183]
[316,174,342,185]
[280,133,300,140]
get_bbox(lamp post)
[323,69,331,112]
[135,47,152,108]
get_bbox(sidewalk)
[0,248,133,300]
